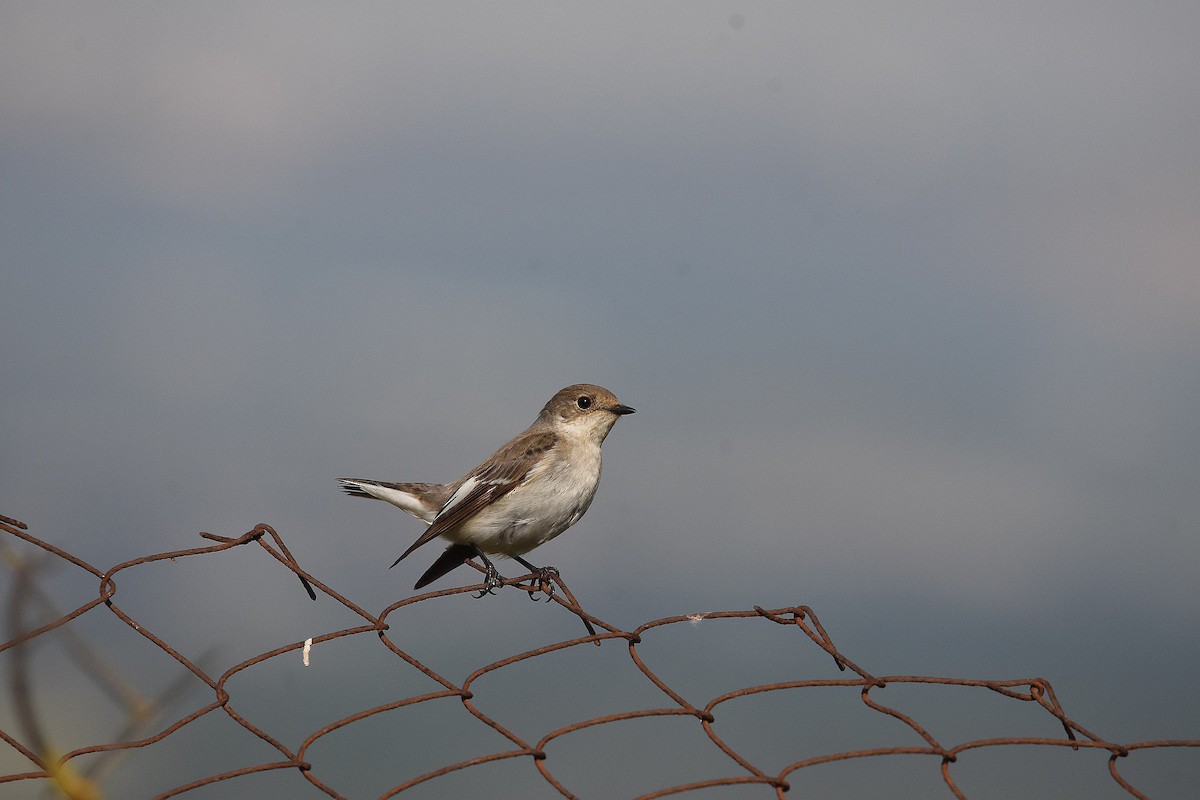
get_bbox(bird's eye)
[576,395,592,410]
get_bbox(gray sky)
[2,3,1198,798]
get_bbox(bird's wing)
[390,430,557,566]
[412,543,477,590]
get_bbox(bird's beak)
[608,403,636,415]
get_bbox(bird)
[338,384,634,592]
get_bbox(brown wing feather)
[412,544,477,589]
[391,430,557,566]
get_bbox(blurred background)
[2,3,1197,798]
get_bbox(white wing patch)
[438,476,479,519]
[437,469,534,522]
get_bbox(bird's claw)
[472,562,505,598]
[526,566,559,602]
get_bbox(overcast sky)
[2,3,1198,798]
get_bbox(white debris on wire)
[302,637,313,666]
[687,614,706,625]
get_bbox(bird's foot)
[472,561,506,598]
[526,566,560,602]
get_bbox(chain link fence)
[1,512,1196,799]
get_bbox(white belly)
[449,446,602,556]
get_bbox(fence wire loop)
[2,513,1197,800]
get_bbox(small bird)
[339,384,634,592]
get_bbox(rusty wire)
[1,512,1196,799]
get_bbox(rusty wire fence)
[1,511,1196,799]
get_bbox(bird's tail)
[336,478,443,522]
